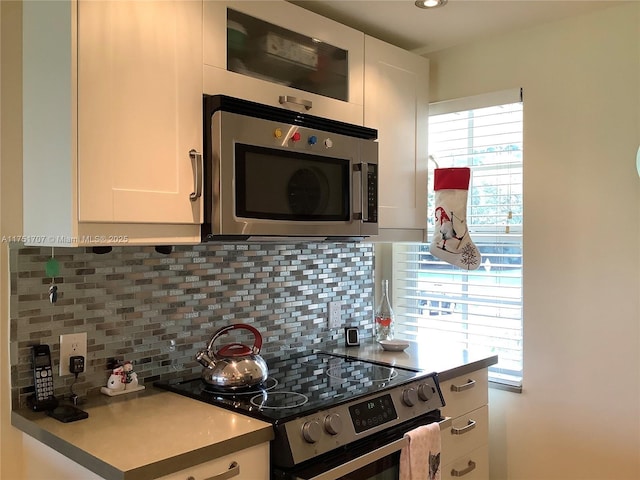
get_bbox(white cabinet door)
[23,0,201,244]
[77,0,203,224]
[22,435,103,480]
[364,35,429,238]
[157,442,269,480]
[203,0,364,125]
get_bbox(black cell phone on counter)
[28,344,58,412]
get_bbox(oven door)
[272,415,448,480]
[293,437,405,480]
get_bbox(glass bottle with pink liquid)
[375,279,395,341]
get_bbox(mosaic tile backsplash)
[10,243,374,407]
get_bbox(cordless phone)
[29,344,58,411]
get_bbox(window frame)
[377,88,524,392]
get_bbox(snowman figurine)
[122,361,138,390]
[106,365,126,392]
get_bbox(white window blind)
[393,88,523,388]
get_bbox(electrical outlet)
[59,332,87,376]
[328,301,342,329]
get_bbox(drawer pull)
[186,461,239,480]
[451,419,477,435]
[279,95,313,110]
[451,460,476,477]
[450,379,476,392]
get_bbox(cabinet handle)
[279,95,312,110]
[186,461,239,480]
[189,149,203,201]
[451,419,476,435]
[451,460,476,477]
[450,378,476,392]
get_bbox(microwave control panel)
[366,164,378,223]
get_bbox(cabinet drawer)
[203,66,364,125]
[440,405,488,465]
[442,444,489,480]
[440,369,488,419]
[156,442,269,480]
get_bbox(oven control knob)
[418,384,434,402]
[402,387,418,407]
[324,138,333,149]
[308,135,318,145]
[291,132,302,143]
[301,420,322,443]
[324,413,343,435]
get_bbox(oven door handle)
[295,437,408,480]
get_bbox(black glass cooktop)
[155,351,426,423]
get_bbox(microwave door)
[233,145,362,237]
[205,105,378,239]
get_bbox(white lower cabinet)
[22,433,269,480]
[439,369,490,480]
[22,434,103,480]
[156,442,269,480]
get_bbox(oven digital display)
[348,393,398,433]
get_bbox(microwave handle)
[352,163,367,222]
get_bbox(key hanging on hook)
[45,247,60,304]
[49,284,58,304]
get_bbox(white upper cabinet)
[77,0,203,225]
[203,0,364,125]
[364,35,429,241]
[22,0,203,246]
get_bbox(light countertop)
[12,388,273,480]
[326,339,498,382]
[12,343,496,479]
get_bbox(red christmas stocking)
[429,168,481,270]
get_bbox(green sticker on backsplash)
[45,257,60,278]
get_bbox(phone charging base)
[47,405,89,423]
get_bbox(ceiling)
[289,0,622,54]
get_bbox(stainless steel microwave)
[202,95,378,241]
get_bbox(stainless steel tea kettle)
[195,324,268,389]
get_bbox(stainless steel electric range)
[155,351,445,480]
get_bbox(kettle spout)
[196,350,215,368]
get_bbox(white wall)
[427,4,640,479]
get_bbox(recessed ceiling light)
[415,0,448,8]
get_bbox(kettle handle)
[209,324,263,356]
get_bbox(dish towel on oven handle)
[399,422,441,480]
